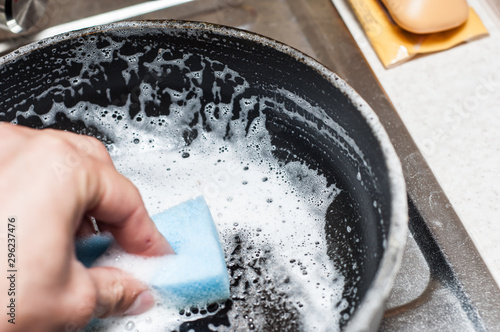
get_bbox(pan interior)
[0,23,393,331]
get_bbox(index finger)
[83,161,175,256]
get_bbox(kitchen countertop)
[332,0,500,287]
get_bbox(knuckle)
[110,271,127,306]
[59,277,98,328]
[75,286,98,322]
[94,299,111,319]
[36,132,74,153]
[96,269,129,318]
[77,135,112,164]
[92,139,112,161]
[84,135,103,148]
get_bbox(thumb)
[87,267,155,318]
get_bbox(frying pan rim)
[0,20,408,331]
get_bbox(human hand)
[0,123,174,332]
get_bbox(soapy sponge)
[150,196,230,307]
[75,196,230,308]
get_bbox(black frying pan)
[0,21,407,331]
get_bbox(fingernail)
[124,290,155,316]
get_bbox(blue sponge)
[150,196,230,307]
[75,196,230,308]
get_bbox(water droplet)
[125,321,135,330]
[133,138,140,144]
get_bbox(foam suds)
[84,121,345,331]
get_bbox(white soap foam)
[81,84,348,332]
[84,125,344,332]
